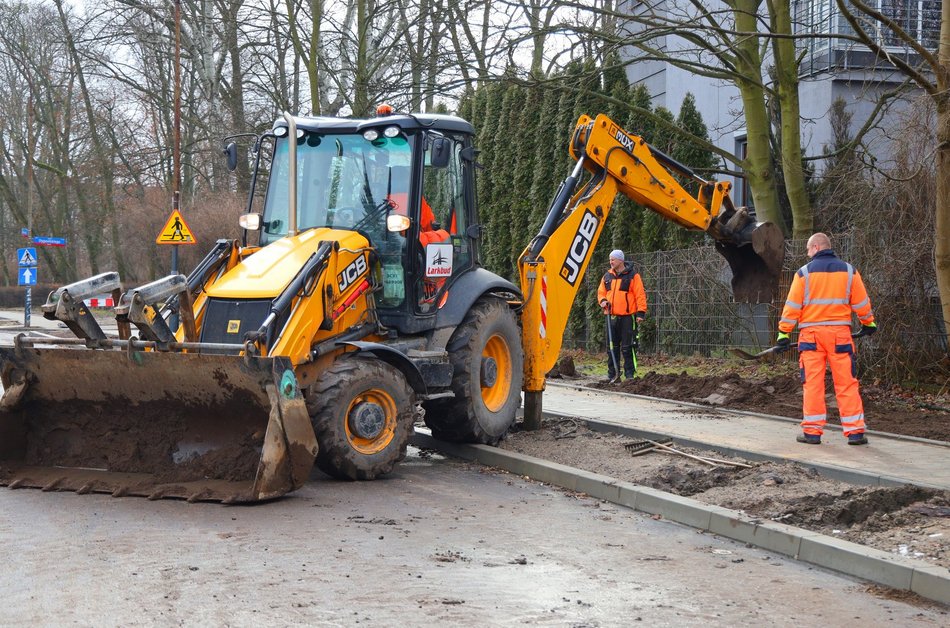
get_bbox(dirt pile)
[15,397,264,483]
[501,420,950,569]
[606,371,801,409]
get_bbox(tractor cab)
[241,107,480,334]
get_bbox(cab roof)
[273,112,474,136]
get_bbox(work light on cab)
[239,213,261,231]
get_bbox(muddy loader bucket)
[0,346,317,503]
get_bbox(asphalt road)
[1,448,946,626]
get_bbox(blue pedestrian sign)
[17,248,37,267]
[18,267,37,286]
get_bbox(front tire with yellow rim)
[424,298,523,444]
[307,357,416,480]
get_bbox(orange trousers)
[798,326,867,437]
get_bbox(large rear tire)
[424,298,523,444]
[307,357,416,480]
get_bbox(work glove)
[775,332,791,353]
[861,322,877,336]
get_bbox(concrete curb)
[411,431,950,606]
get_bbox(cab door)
[414,132,475,313]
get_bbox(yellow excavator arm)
[518,113,784,428]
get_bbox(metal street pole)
[171,0,182,331]
[25,97,33,328]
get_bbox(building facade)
[623,0,938,205]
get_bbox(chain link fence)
[564,233,948,382]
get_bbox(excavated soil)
[14,397,265,483]
[501,419,950,569]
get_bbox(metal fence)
[564,234,948,379]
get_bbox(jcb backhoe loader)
[0,109,782,502]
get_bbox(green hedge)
[0,285,58,308]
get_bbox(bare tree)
[831,0,950,344]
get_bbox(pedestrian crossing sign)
[156,210,197,245]
[17,248,37,267]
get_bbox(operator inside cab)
[375,140,455,308]
[386,188,451,306]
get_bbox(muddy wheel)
[424,298,523,444]
[307,357,416,481]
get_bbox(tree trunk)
[53,0,128,279]
[731,1,783,227]
[770,0,812,237]
[937,14,950,344]
[936,4,950,344]
[937,104,950,343]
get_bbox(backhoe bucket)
[0,347,317,503]
[714,222,785,303]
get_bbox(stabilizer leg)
[523,390,543,431]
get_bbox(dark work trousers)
[606,314,636,378]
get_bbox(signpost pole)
[170,0,182,332]
[25,97,34,329]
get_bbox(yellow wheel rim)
[343,388,398,454]
[481,333,512,413]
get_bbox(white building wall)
[620,0,930,184]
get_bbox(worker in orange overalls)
[598,249,648,383]
[776,233,877,445]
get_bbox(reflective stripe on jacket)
[597,262,647,317]
[779,249,874,333]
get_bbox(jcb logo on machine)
[337,254,368,292]
[559,209,599,286]
[611,124,635,152]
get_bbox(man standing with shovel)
[776,233,877,446]
[598,250,648,383]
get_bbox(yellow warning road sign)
[156,210,197,245]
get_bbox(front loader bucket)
[0,347,317,503]
[714,222,785,303]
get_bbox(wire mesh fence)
[564,233,948,381]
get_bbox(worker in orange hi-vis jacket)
[776,232,877,446]
[598,249,648,383]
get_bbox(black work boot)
[847,433,869,445]
[796,433,821,445]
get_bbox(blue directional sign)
[18,267,37,286]
[17,247,37,267]
[33,236,66,247]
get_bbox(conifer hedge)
[458,68,718,350]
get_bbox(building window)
[794,0,939,53]
[879,0,939,47]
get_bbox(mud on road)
[500,419,950,571]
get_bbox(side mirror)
[223,142,238,172]
[430,137,451,168]
[239,213,262,231]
